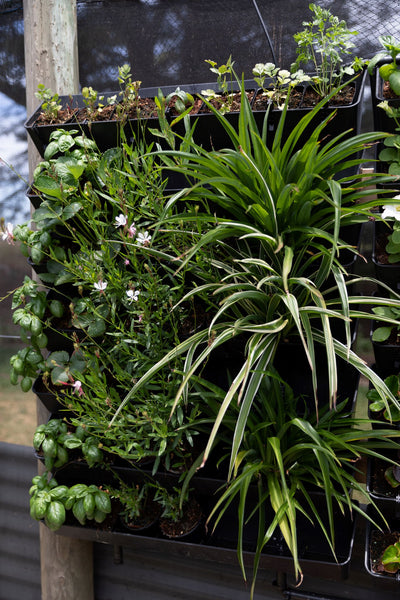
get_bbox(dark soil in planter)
[119,499,161,534]
[125,97,158,119]
[375,224,394,266]
[159,497,203,539]
[369,529,400,576]
[199,91,254,114]
[252,87,303,111]
[368,454,400,499]
[35,104,118,127]
[34,106,80,127]
[302,83,356,108]
[383,81,400,100]
[73,105,116,123]
[168,96,203,116]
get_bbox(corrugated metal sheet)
[2,442,400,600]
[0,442,41,600]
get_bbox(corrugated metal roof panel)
[0,442,41,600]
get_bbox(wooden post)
[23,3,94,599]
[23,0,80,176]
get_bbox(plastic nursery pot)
[371,322,400,379]
[373,220,400,294]
[32,374,65,413]
[158,497,205,542]
[26,185,42,209]
[366,453,400,510]
[53,489,356,581]
[117,492,162,538]
[273,334,360,413]
[365,504,400,582]
[252,70,367,174]
[24,87,162,158]
[369,58,400,134]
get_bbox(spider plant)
[202,372,400,597]
[110,78,400,473]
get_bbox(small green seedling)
[368,35,400,96]
[35,84,62,121]
[381,540,400,573]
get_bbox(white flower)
[382,199,400,221]
[126,289,140,303]
[94,279,108,292]
[73,380,84,396]
[137,231,151,246]
[128,223,137,238]
[1,222,14,244]
[115,213,127,228]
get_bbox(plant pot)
[54,489,356,581]
[24,89,161,158]
[371,321,400,379]
[274,333,360,412]
[32,374,65,413]
[369,59,400,134]
[373,220,400,294]
[366,453,400,508]
[252,70,367,177]
[159,497,204,542]
[119,501,161,537]
[26,184,42,209]
[365,504,400,581]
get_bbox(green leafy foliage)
[35,84,62,121]
[292,3,362,97]
[252,62,310,108]
[382,540,400,573]
[29,474,111,530]
[368,35,400,96]
[368,374,400,422]
[201,372,400,592]
[372,305,400,344]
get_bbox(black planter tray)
[372,220,400,294]
[51,480,356,581]
[32,374,67,413]
[24,87,161,157]
[366,455,400,514]
[56,498,356,581]
[371,325,400,380]
[25,70,366,166]
[273,338,360,412]
[254,70,365,140]
[369,58,400,134]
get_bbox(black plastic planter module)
[373,220,400,294]
[366,454,400,507]
[253,70,367,177]
[273,335,360,413]
[32,375,66,413]
[25,71,366,168]
[365,504,400,582]
[24,89,160,158]
[51,455,356,582]
[371,321,400,379]
[370,59,400,135]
